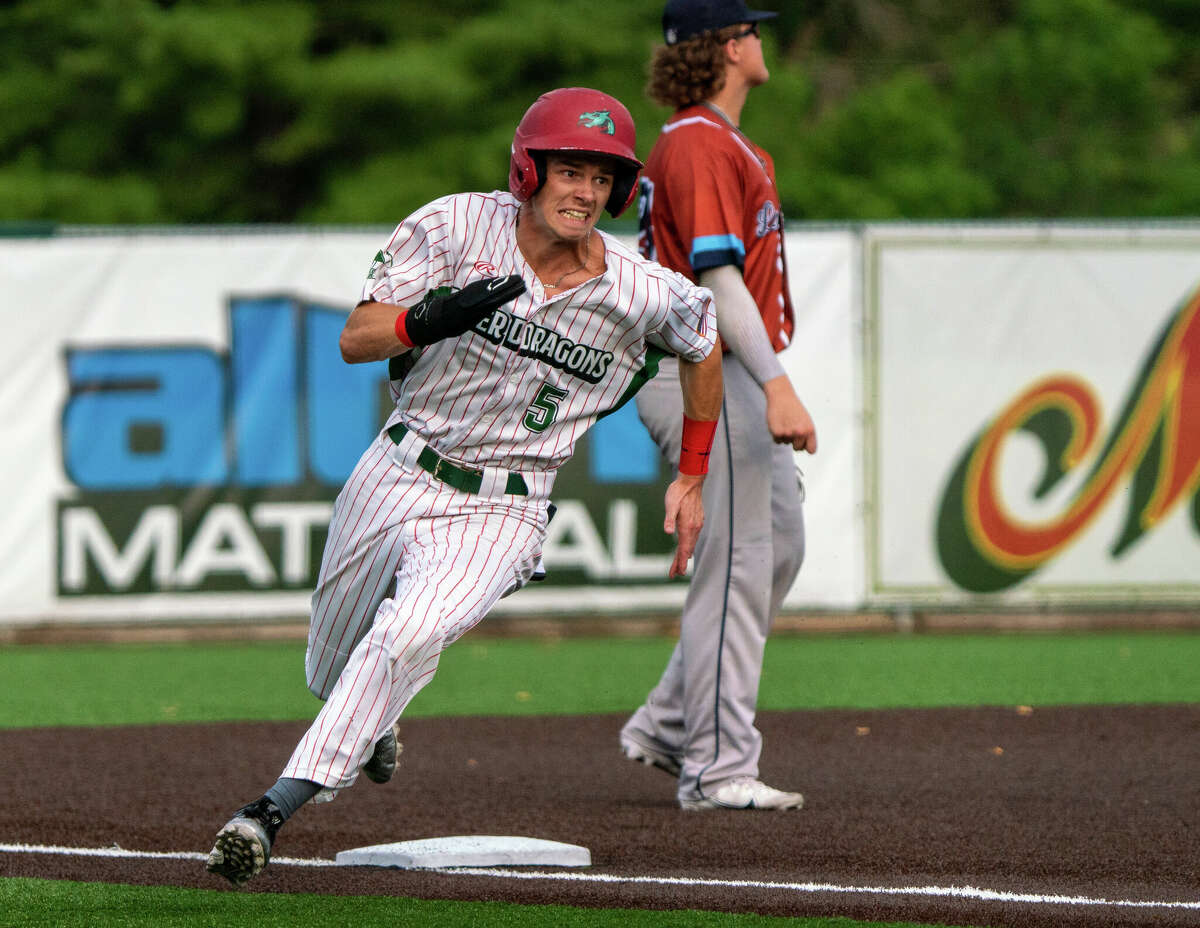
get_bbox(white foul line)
[3,842,1199,911]
[0,842,335,869]
[447,868,1200,910]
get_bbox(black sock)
[264,778,323,820]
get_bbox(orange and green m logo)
[937,282,1200,592]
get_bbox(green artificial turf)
[0,877,974,928]
[1,631,1198,728]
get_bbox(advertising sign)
[867,227,1200,605]
[2,229,858,624]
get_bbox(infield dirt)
[3,706,1199,927]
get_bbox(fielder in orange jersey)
[621,0,818,810]
[205,87,722,887]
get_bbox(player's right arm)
[340,275,526,365]
[340,298,412,364]
[343,196,527,365]
[345,204,443,365]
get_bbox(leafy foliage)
[0,0,1197,223]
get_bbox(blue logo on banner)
[62,296,659,490]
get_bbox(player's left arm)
[664,344,723,578]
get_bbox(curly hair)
[646,24,747,110]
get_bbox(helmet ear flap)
[508,147,542,202]
[529,152,547,199]
[607,169,638,218]
[508,151,549,203]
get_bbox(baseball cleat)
[361,722,403,784]
[620,734,682,777]
[206,797,283,886]
[679,777,804,811]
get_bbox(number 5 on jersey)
[524,383,569,433]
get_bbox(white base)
[334,835,591,869]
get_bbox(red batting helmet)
[509,87,643,218]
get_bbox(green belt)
[388,423,528,497]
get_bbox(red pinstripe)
[306,449,393,667]
[306,442,403,691]
[307,440,433,698]
[282,464,542,788]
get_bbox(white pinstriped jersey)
[275,190,715,792]
[362,191,716,478]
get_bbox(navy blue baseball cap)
[662,0,778,45]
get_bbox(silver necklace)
[548,234,591,289]
[549,259,587,289]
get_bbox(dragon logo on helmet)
[578,111,616,135]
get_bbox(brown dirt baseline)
[2,706,1199,928]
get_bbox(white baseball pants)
[281,430,547,788]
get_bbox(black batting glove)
[400,275,526,347]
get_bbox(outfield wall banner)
[0,229,860,626]
[866,225,1200,606]
[776,232,864,610]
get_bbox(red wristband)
[679,415,718,476]
[393,309,414,348]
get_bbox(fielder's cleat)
[620,734,682,777]
[361,722,403,784]
[679,777,804,811]
[206,797,283,886]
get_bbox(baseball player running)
[206,86,721,886]
[620,0,818,810]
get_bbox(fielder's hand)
[400,275,526,347]
[764,376,818,453]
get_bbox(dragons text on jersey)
[361,190,715,478]
[474,308,613,385]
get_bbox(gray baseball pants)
[622,354,805,803]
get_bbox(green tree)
[775,70,995,219]
[0,0,1196,224]
[950,0,1186,217]
[0,0,324,222]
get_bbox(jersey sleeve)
[647,272,718,363]
[359,198,455,307]
[661,136,748,274]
